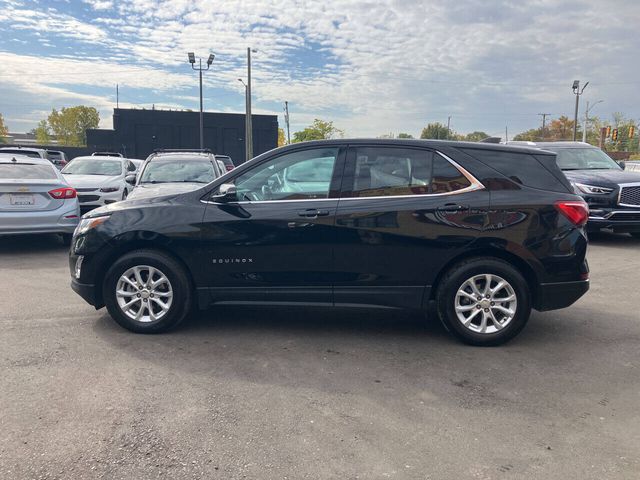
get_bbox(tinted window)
[0,163,57,179]
[461,148,569,193]
[351,147,431,197]
[234,148,338,201]
[432,154,471,193]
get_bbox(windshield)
[62,158,123,176]
[0,149,41,159]
[548,147,621,171]
[0,163,57,179]
[139,159,215,184]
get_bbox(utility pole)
[446,116,451,140]
[188,52,215,150]
[246,48,257,161]
[572,80,589,141]
[284,101,291,144]
[582,100,603,143]
[116,84,119,109]
[505,126,509,143]
[538,113,550,140]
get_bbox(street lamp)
[246,48,257,161]
[582,99,603,143]
[188,51,215,149]
[572,80,589,141]
[238,78,249,155]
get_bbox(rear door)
[333,145,489,309]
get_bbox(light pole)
[284,101,291,144]
[572,80,588,141]
[246,48,257,161]
[582,100,603,143]
[188,52,215,150]
[237,78,249,155]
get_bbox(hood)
[562,168,640,187]
[128,182,204,199]
[62,174,121,188]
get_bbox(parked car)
[507,141,640,238]
[92,152,123,157]
[61,156,137,212]
[69,139,589,346]
[0,153,79,243]
[46,150,69,169]
[0,146,48,159]
[129,158,144,171]
[215,154,235,172]
[625,161,640,173]
[127,150,224,200]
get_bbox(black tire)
[103,249,193,333]
[436,257,532,346]
[122,189,128,200]
[60,233,73,246]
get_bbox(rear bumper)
[0,209,79,235]
[535,280,589,311]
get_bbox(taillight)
[555,201,589,226]
[49,187,77,199]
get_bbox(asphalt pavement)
[0,232,639,479]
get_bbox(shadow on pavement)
[0,233,68,254]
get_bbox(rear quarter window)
[459,148,571,193]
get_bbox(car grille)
[619,186,640,206]
[75,187,99,192]
[608,212,640,221]
[78,194,100,203]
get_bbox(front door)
[200,145,345,305]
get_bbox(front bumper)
[71,278,99,307]
[77,189,124,210]
[587,210,640,232]
[535,280,590,311]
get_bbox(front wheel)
[103,249,193,333]
[436,258,532,346]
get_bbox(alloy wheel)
[454,274,517,334]
[115,265,173,322]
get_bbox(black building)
[86,108,278,164]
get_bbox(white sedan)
[61,156,137,212]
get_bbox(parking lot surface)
[1,233,639,480]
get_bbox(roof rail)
[153,148,213,154]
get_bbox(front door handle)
[297,209,330,218]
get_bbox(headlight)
[75,215,110,235]
[100,186,119,192]
[572,183,614,195]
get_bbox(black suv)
[70,140,589,346]
[507,141,640,238]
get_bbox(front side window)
[233,148,338,201]
[350,147,471,197]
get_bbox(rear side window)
[349,147,472,197]
[460,148,570,193]
[0,163,57,179]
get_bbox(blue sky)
[1,0,639,138]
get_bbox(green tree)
[47,106,99,146]
[397,132,414,139]
[0,113,8,143]
[33,120,51,144]
[420,122,455,140]
[464,131,490,142]
[278,127,286,147]
[292,119,344,143]
[513,127,543,141]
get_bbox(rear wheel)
[436,258,531,346]
[103,249,192,333]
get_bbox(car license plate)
[10,194,35,206]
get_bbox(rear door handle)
[437,204,469,212]
[297,209,330,218]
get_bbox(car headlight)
[75,215,110,235]
[100,186,119,192]
[572,183,614,195]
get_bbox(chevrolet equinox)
[70,140,589,346]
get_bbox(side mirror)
[210,183,237,203]
[617,160,626,170]
[125,173,137,185]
